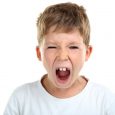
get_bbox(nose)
[57,48,69,61]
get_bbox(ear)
[36,46,42,61]
[85,45,93,61]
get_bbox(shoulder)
[7,80,40,104]
[4,81,40,115]
[87,81,115,97]
[87,80,111,92]
[88,81,115,110]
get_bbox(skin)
[36,28,92,98]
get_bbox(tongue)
[56,70,70,80]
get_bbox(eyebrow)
[44,39,83,46]
[44,41,58,46]
[67,42,83,45]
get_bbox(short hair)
[37,2,90,46]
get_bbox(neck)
[41,74,88,98]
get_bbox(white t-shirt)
[4,77,115,115]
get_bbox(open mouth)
[56,67,70,81]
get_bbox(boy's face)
[36,28,92,89]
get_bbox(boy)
[4,2,115,115]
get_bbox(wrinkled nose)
[57,49,69,61]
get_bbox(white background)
[0,0,115,114]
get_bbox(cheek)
[43,51,55,68]
[72,52,86,66]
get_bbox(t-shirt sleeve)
[3,84,27,115]
[106,91,115,115]
[3,90,20,115]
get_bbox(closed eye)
[69,46,79,49]
[47,46,57,49]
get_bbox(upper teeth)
[59,67,67,71]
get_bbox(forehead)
[44,27,84,44]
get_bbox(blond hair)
[37,2,90,46]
